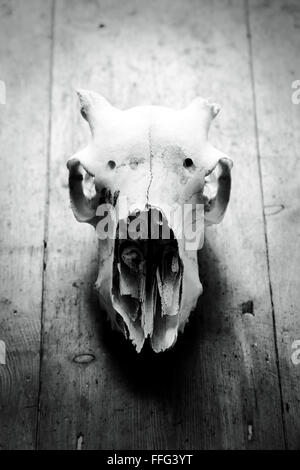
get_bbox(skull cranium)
[67,90,232,352]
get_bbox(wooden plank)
[249,0,300,449]
[0,0,53,449]
[38,0,284,449]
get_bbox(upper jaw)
[111,207,184,353]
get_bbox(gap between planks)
[35,0,57,451]
[244,0,287,449]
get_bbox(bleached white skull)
[67,90,232,353]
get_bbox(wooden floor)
[0,0,300,450]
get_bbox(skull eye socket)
[183,158,194,169]
[107,160,116,170]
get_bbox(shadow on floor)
[87,237,229,396]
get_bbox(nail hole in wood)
[264,204,285,216]
[73,353,96,364]
[242,300,254,316]
[76,433,83,450]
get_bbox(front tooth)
[171,255,179,273]
[141,274,157,338]
[118,244,145,301]
[156,249,182,317]
[119,262,139,299]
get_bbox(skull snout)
[111,208,183,352]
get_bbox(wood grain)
[37,0,285,449]
[0,0,53,449]
[249,0,300,449]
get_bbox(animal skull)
[67,90,232,353]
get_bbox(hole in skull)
[183,158,194,169]
[107,160,116,170]
[80,108,87,120]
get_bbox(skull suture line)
[67,90,233,353]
